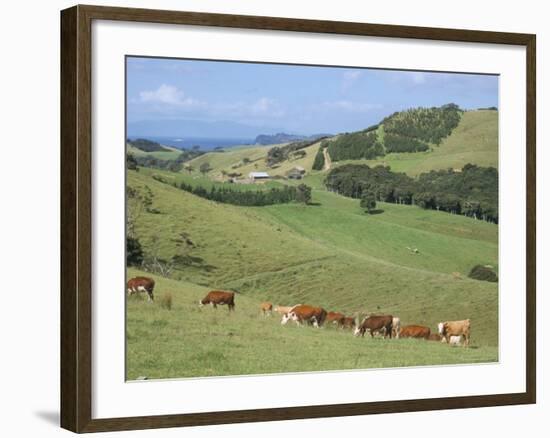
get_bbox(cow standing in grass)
[341,317,356,330]
[260,302,273,316]
[199,291,235,311]
[281,305,327,328]
[354,315,393,338]
[438,319,471,347]
[127,276,155,302]
[326,311,345,327]
[399,325,431,340]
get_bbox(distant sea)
[127,136,255,151]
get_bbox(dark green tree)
[296,184,312,204]
[360,190,377,214]
[126,236,144,266]
[199,162,212,175]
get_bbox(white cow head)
[281,313,291,325]
[353,326,362,337]
[438,322,445,335]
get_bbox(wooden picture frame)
[60,4,536,433]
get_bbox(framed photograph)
[60,5,536,433]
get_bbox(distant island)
[255,132,332,146]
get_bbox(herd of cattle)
[128,277,471,347]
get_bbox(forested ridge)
[325,103,464,161]
[325,163,498,223]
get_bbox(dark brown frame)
[61,4,536,433]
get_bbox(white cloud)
[139,84,202,107]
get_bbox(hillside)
[127,169,498,341]
[363,110,498,175]
[181,110,497,181]
[186,140,325,179]
[127,143,183,161]
[127,267,497,380]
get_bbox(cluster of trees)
[266,137,328,167]
[127,138,171,152]
[384,133,429,153]
[382,103,462,146]
[312,142,327,170]
[326,131,384,161]
[414,164,498,222]
[324,163,498,223]
[174,181,312,206]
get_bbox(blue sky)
[126,57,498,138]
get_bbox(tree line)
[155,177,312,206]
[324,163,498,223]
[382,103,462,145]
[326,131,384,161]
[266,137,329,167]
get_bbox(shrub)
[159,292,173,310]
[126,237,144,266]
[468,265,498,282]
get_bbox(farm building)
[248,171,271,181]
[287,166,306,180]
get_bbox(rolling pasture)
[127,268,497,380]
[126,164,499,379]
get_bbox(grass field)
[126,159,499,379]
[127,268,498,380]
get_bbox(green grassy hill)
[186,140,324,179]
[127,143,183,161]
[127,166,498,379]
[360,110,498,176]
[180,110,497,181]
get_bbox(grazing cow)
[281,305,327,328]
[127,276,155,302]
[341,317,356,330]
[199,290,235,311]
[326,311,345,327]
[273,304,301,316]
[377,316,401,338]
[392,317,401,338]
[260,302,273,316]
[354,315,393,338]
[427,333,443,341]
[399,325,431,340]
[438,319,471,347]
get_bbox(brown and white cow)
[260,302,273,316]
[281,305,327,328]
[399,325,431,340]
[438,319,470,347]
[341,317,356,330]
[127,276,155,302]
[326,311,345,327]
[199,290,235,311]
[354,315,393,338]
[391,316,401,338]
